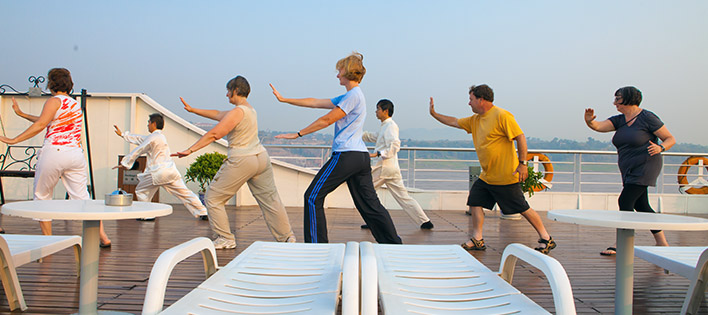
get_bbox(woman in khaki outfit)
[173,75,295,249]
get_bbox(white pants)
[33,146,90,221]
[135,173,207,217]
[371,167,430,225]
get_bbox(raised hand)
[429,97,436,116]
[270,84,284,102]
[113,125,123,137]
[180,97,194,113]
[11,97,22,116]
[584,108,596,123]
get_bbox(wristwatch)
[659,144,666,152]
[519,160,528,166]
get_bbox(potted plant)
[184,152,227,202]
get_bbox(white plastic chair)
[143,239,358,315]
[635,246,708,314]
[360,242,576,314]
[0,234,81,311]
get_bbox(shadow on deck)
[0,203,706,314]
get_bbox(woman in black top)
[584,86,676,256]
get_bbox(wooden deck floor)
[0,203,706,314]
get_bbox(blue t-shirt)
[330,86,367,152]
[608,109,664,186]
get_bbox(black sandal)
[600,247,617,256]
[535,236,557,254]
[461,237,486,250]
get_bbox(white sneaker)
[286,235,297,243]
[212,236,236,249]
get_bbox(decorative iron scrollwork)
[0,84,20,95]
[0,146,39,171]
[28,76,45,88]
[0,75,48,95]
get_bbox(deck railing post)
[657,155,665,194]
[574,153,581,193]
[408,149,416,188]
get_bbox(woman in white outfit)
[0,68,111,246]
[173,75,295,249]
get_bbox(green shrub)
[184,152,227,192]
[521,166,545,197]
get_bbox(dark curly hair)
[47,68,73,93]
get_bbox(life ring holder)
[526,153,554,192]
[677,156,708,194]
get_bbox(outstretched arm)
[584,108,615,132]
[275,107,346,139]
[172,107,243,157]
[114,125,146,145]
[120,134,156,169]
[0,97,60,145]
[180,97,228,121]
[429,97,462,129]
[270,84,335,109]
[11,97,39,122]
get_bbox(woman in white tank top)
[0,68,112,246]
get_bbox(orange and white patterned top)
[44,95,83,147]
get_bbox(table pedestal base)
[615,228,635,315]
[79,220,100,315]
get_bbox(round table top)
[548,209,708,231]
[1,200,172,221]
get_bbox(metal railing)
[264,144,708,194]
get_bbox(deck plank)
[0,203,706,314]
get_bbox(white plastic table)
[1,200,172,315]
[548,209,708,315]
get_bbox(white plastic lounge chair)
[142,239,359,315]
[634,246,708,315]
[360,242,576,314]
[0,234,81,311]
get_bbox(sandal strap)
[470,237,485,247]
[538,236,554,244]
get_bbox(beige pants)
[134,173,207,217]
[205,151,293,242]
[372,166,430,226]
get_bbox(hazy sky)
[2,1,707,145]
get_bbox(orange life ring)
[677,156,708,194]
[526,153,554,192]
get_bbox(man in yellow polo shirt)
[429,84,556,254]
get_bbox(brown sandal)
[535,236,557,254]
[600,247,617,256]
[461,237,486,251]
